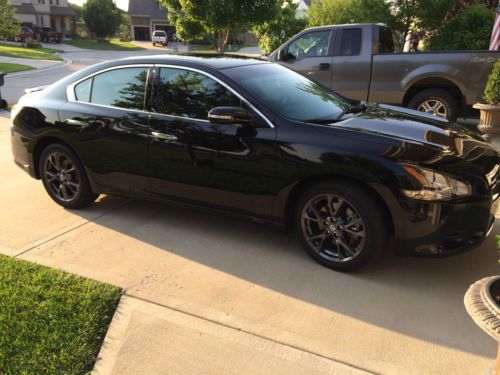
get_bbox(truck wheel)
[294,180,389,271]
[408,89,458,121]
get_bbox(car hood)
[336,103,499,175]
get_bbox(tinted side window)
[74,77,92,102]
[155,68,240,120]
[378,27,395,53]
[90,67,148,110]
[287,31,331,60]
[339,28,362,56]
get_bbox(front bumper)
[394,195,498,257]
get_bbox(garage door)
[133,26,150,41]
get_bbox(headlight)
[401,164,471,201]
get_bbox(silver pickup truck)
[270,23,500,120]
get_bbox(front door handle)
[151,131,178,142]
[319,63,331,71]
[65,119,88,126]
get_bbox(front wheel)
[295,181,389,271]
[39,143,98,209]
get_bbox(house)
[296,0,312,18]
[10,0,76,35]
[128,0,175,41]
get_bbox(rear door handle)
[65,119,88,126]
[151,131,178,142]
[319,63,331,71]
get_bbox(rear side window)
[339,28,362,56]
[74,77,91,102]
[378,27,395,53]
[154,67,240,120]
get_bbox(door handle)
[65,119,88,126]
[319,63,331,71]
[151,131,178,142]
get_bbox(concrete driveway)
[0,110,498,374]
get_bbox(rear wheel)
[294,181,389,271]
[408,88,458,121]
[39,143,98,209]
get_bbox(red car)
[18,27,34,42]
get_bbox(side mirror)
[208,107,252,126]
[277,48,287,61]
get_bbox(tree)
[0,0,19,41]
[161,0,280,53]
[252,0,307,55]
[429,5,495,51]
[83,0,122,41]
[69,3,84,22]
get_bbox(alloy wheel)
[43,151,80,202]
[417,99,447,118]
[301,194,366,263]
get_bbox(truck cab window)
[339,28,362,56]
[378,27,395,53]
[287,31,331,60]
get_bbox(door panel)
[58,66,151,193]
[148,66,277,217]
[331,27,371,101]
[279,30,333,88]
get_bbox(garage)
[133,26,150,41]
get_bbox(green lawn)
[0,43,63,61]
[0,62,33,74]
[188,44,258,53]
[0,255,121,374]
[64,39,144,51]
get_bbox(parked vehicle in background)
[33,27,63,43]
[10,56,500,271]
[152,30,167,47]
[270,23,500,121]
[18,27,34,42]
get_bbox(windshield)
[223,63,349,122]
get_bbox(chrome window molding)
[66,62,275,128]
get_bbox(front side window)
[155,67,240,120]
[287,31,331,60]
[90,67,148,110]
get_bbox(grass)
[188,44,258,54]
[0,255,122,374]
[0,62,33,74]
[0,43,63,61]
[64,38,144,51]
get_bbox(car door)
[147,65,277,217]
[331,27,371,101]
[278,29,334,88]
[58,65,152,193]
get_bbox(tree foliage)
[253,0,307,54]
[161,0,280,53]
[69,3,84,22]
[484,60,500,105]
[429,5,495,51]
[0,0,19,40]
[83,0,122,40]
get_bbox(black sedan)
[10,55,500,271]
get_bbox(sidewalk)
[94,296,371,375]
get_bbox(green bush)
[25,38,41,48]
[484,60,500,105]
[430,5,495,51]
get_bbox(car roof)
[119,54,269,70]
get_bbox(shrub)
[429,5,495,51]
[484,60,500,105]
[25,38,41,49]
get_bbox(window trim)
[67,64,153,113]
[67,63,274,128]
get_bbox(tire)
[408,88,458,121]
[39,143,98,209]
[294,181,389,271]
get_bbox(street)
[0,45,497,374]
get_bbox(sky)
[69,0,129,11]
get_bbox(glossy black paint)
[10,55,500,257]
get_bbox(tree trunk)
[217,28,231,54]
